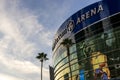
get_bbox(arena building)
[52,0,120,80]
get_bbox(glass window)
[55,63,69,76]
[70,52,77,60]
[71,63,79,71]
[54,47,67,67]
[70,44,76,54]
[54,57,68,72]
[55,67,70,80]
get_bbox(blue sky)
[0,0,100,80]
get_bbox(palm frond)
[61,38,74,47]
[36,52,49,62]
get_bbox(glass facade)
[52,0,120,80]
[75,13,120,80]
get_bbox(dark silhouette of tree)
[36,52,48,80]
[61,38,74,80]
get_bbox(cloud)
[0,56,39,74]
[0,47,49,80]
[0,0,53,56]
[0,54,40,74]
[0,73,23,80]
[0,0,51,80]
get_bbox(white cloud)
[0,50,49,80]
[0,73,23,80]
[0,0,51,80]
[2,58,40,74]
[0,47,37,73]
[0,0,53,55]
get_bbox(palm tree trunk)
[67,47,72,80]
[41,61,43,80]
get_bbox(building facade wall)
[52,0,120,80]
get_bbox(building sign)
[52,0,120,50]
[53,4,104,49]
[76,4,103,25]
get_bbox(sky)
[0,0,100,80]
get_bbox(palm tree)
[61,38,74,80]
[36,52,48,80]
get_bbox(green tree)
[36,52,48,80]
[61,38,74,80]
